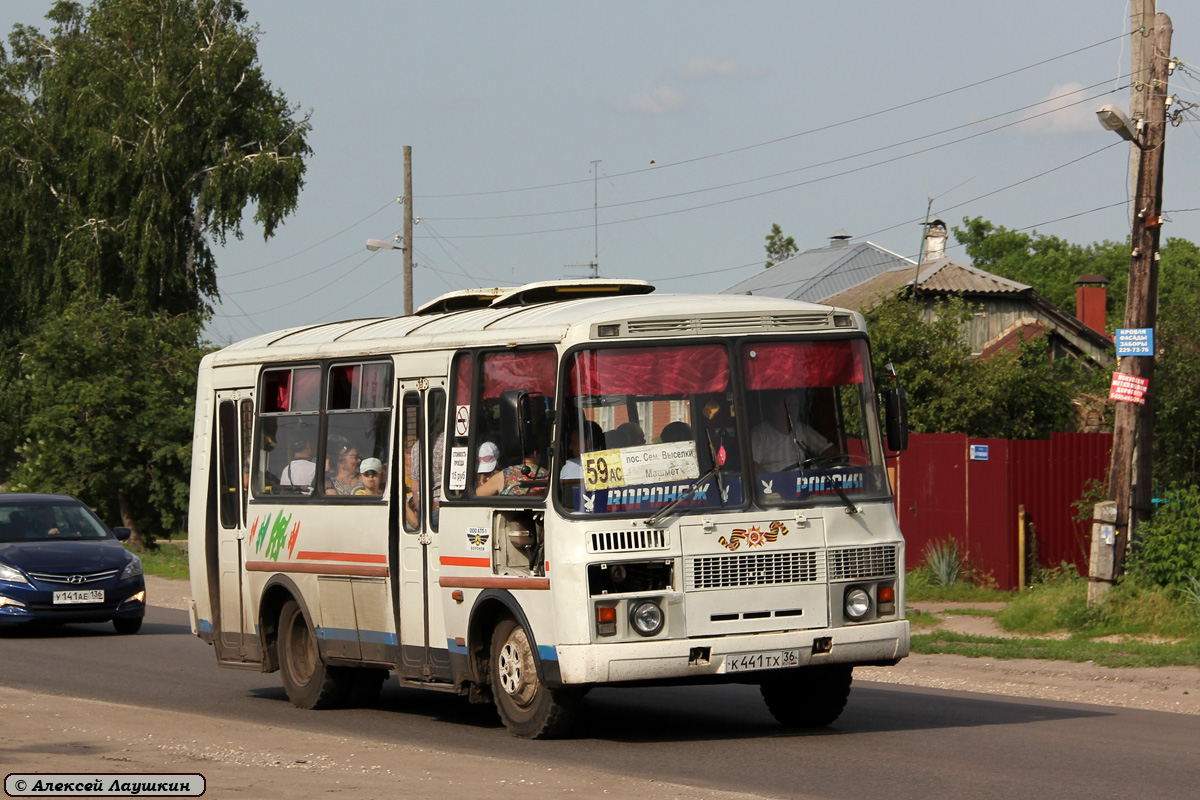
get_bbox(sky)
[5,1,1200,345]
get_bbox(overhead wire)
[417,32,1127,200]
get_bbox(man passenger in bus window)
[750,391,833,472]
[477,440,548,497]
[617,421,645,446]
[357,457,384,495]
[560,420,605,480]
[279,439,316,489]
[326,438,363,495]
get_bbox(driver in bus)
[751,391,833,472]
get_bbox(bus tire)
[490,618,579,739]
[760,664,853,728]
[278,599,351,710]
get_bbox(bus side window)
[256,366,321,497]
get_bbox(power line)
[417,32,1127,200]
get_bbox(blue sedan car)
[0,494,146,634]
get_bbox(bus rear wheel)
[278,599,351,710]
[760,664,853,728]
[490,618,579,739]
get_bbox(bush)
[1126,484,1200,590]
[924,538,966,586]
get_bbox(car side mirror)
[112,526,132,541]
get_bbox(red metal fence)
[892,433,1113,589]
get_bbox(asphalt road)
[2,606,1195,800]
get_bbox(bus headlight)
[844,587,871,622]
[629,600,664,636]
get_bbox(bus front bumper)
[552,619,910,685]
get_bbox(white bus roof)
[206,279,857,367]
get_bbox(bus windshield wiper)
[644,463,721,528]
[801,455,860,515]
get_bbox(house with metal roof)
[722,230,915,303]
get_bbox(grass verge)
[129,543,189,580]
[912,631,1200,669]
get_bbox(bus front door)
[210,389,258,664]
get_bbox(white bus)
[188,280,910,738]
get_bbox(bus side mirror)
[885,386,909,453]
[498,389,552,464]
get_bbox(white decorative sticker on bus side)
[583,441,700,492]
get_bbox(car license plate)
[725,649,799,673]
[53,589,105,605]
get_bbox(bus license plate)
[725,650,799,673]
[53,589,104,605]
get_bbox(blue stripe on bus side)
[538,645,558,662]
[317,626,399,647]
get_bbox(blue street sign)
[1115,328,1154,357]
[970,444,989,461]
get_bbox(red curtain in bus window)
[453,352,475,406]
[291,367,322,411]
[264,370,291,412]
[743,340,865,389]
[569,345,729,396]
[481,350,556,399]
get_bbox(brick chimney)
[1075,274,1109,336]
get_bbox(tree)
[0,0,312,342]
[6,298,206,548]
[863,294,1082,438]
[764,223,798,268]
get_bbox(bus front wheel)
[278,599,350,709]
[760,664,853,728]
[490,618,579,739]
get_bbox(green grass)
[906,566,1012,603]
[128,543,189,580]
[940,608,999,618]
[912,631,1200,668]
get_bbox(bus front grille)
[686,550,823,590]
[589,528,669,553]
[827,545,898,581]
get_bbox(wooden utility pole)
[1105,13,1171,583]
[1129,1,1156,213]
[403,145,414,316]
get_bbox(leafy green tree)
[863,294,1082,438]
[764,223,798,268]
[0,0,312,341]
[7,298,207,548]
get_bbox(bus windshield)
[558,337,889,516]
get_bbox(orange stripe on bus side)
[439,576,550,590]
[440,556,492,568]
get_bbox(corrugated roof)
[916,258,1031,294]
[723,240,914,303]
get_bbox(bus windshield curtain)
[743,340,865,390]
[569,345,729,396]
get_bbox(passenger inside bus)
[560,419,605,480]
[279,439,316,490]
[477,439,548,497]
[325,437,364,495]
[475,441,500,487]
[617,421,645,446]
[659,420,693,443]
[356,457,384,495]
[407,432,444,526]
[750,390,833,472]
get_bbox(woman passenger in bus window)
[326,438,364,495]
[476,440,548,497]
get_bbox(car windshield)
[0,502,112,542]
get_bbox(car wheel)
[490,618,579,739]
[760,664,853,728]
[112,617,142,635]
[278,599,351,709]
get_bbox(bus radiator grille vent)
[686,550,822,590]
[589,529,669,553]
[827,545,897,581]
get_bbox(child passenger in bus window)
[356,457,384,495]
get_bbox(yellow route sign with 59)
[583,442,699,491]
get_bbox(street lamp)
[365,237,401,252]
[1095,104,1144,148]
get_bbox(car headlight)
[0,563,30,585]
[121,555,143,580]
[844,587,871,621]
[629,599,664,636]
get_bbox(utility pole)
[1098,13,1171,597]
[1129,1,1155,216]
[403,145,414,316]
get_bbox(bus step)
[396,677,458,693]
